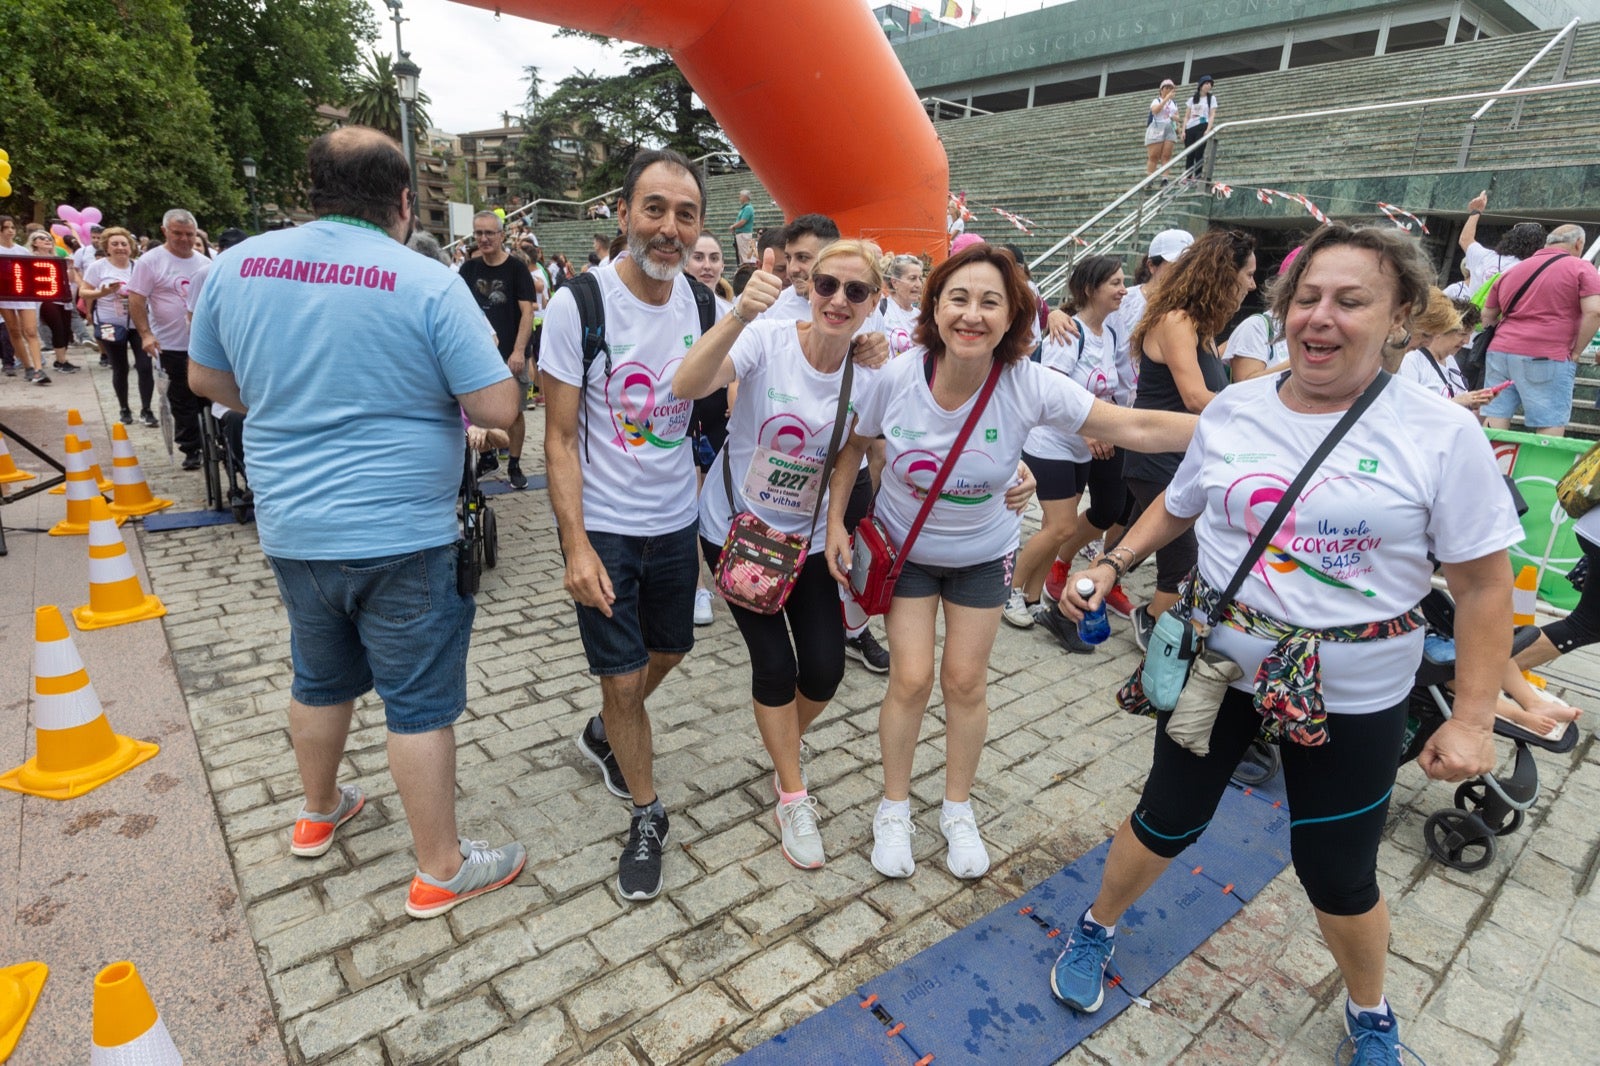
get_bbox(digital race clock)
[1,256,69,301]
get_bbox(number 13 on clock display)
[2,256,68,301]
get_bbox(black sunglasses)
[812,273,876,305]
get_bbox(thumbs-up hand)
[1468,190,1489,212]
[736,247,783,323]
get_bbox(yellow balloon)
[0,180,11,198]
[0,160,11,181]
[0,148,9,162]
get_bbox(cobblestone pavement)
[105,368,1600,1066]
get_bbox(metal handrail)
[1459,17,1582,166]
[442,150,747,253]
[921,96,993,119]
[1028,76,1600,294]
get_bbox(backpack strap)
[566,271,609,463]
[687,276,717,335]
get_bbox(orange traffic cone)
[0,962,47,1062]
[74,497,166,630]
[92,962,182,1064]
[1512,564,1539,627]
[0,433,36,485]
[48,435,123,537]
[49,410,112,495]
[106,424,173,518]
[0,606,159,799]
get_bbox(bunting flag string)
[991,206,1037,235]
[1255,187,1328,224]
[1210,182,1233,199]
[1376,201,1431,234]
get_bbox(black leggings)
[1543,534,1600,653]
[1183,122,1208,175]
[102,329,154,412]
[1126,476,1195,595]
[39,301,71,351]
[701,537,845,707]
[1130,687,1408,916]
[1083,449,1129,530]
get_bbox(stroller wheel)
[1424,809,1495,872]
[1453,782,1524,836]
[482,506,498,569]
[1230,739,1280,787]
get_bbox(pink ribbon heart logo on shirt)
[892,449,994,505]
[606,357,691,453]
[758,413,833,460]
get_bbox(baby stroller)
[457,438,499,594]
[1401,588,1578,872]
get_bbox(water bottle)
[1076,578,1110,645]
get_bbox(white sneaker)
[872,803,916,878]
[1078,537,1104,564]
[776,795,825,869]
[693,587,714,626]
[940,805,991,879]
[1001,589,1035,629]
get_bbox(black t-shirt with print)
[458,255,536,357]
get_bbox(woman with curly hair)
[1121,228,1257,646]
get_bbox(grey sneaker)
[618,806,670,901]
[1002,588,1036,629]
[290,785,366,857]
[845,628,890,673]
[406,836,527,919]
[1036,603,1096,654]
[576,715,631,800]
[776,795,825,869]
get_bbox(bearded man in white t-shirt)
[543,149,718,904]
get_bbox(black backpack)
[564,271,717,459]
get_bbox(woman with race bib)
[1049,224,1519,1065]
[673,240,892,870]
[1004,256,1135,646]
[822,243,1197,882]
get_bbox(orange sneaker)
[290,785,365,857]
[405,837,528,919]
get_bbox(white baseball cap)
[1148,229,1194,262]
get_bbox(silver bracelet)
[730,306,752,327]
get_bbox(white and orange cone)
[0,961,48,1062]
[74,497,166,630]
[48,435,123,537]
[1512,564,1539,627]
[49,410,112,495]
[0,432,36,485]
[106,424,173,518]
[91,961,182,1065]
[0,606,159,799]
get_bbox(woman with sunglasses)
[1122,228,1258,649]
[821,243,1196,882]
[672,240,895,870]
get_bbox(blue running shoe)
[1336,1003,1425,1065]
[1048,910,1115,1012]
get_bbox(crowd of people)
[24,119,1590,1066]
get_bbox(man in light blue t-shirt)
[189,126,527,921]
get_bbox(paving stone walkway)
[100,369,1600,1065]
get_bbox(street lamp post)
[384,1,421,210]
[241,156,260,233]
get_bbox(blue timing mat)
[738,777,1291,1066]
[142,508,242,532]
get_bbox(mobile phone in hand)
[1485,380,1513,396]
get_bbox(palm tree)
[346,53,431,141]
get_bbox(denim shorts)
[572,522,699,676]
[1481,350,1578,429]
[266,542,474,735]
[893,550,1016,609]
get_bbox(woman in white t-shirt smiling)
[1395,287,1492,409]
[822,243,1197,884]
[673,239,889,872]
[80,227,157,426]
[1051,224,1522,1064]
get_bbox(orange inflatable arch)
[449,0,950,257]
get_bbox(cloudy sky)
[370,0,1058,134]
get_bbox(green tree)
[0,0,242,233]
[187,0,376,216]
[510,65,577,203]
[540,37,729,197]
[347,52,432,144]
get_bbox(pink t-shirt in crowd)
[1486,247,1600,361]
[126,244,208,350]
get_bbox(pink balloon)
[81,207,102,226]
[57,204,83,224]
[49,224,71,240]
